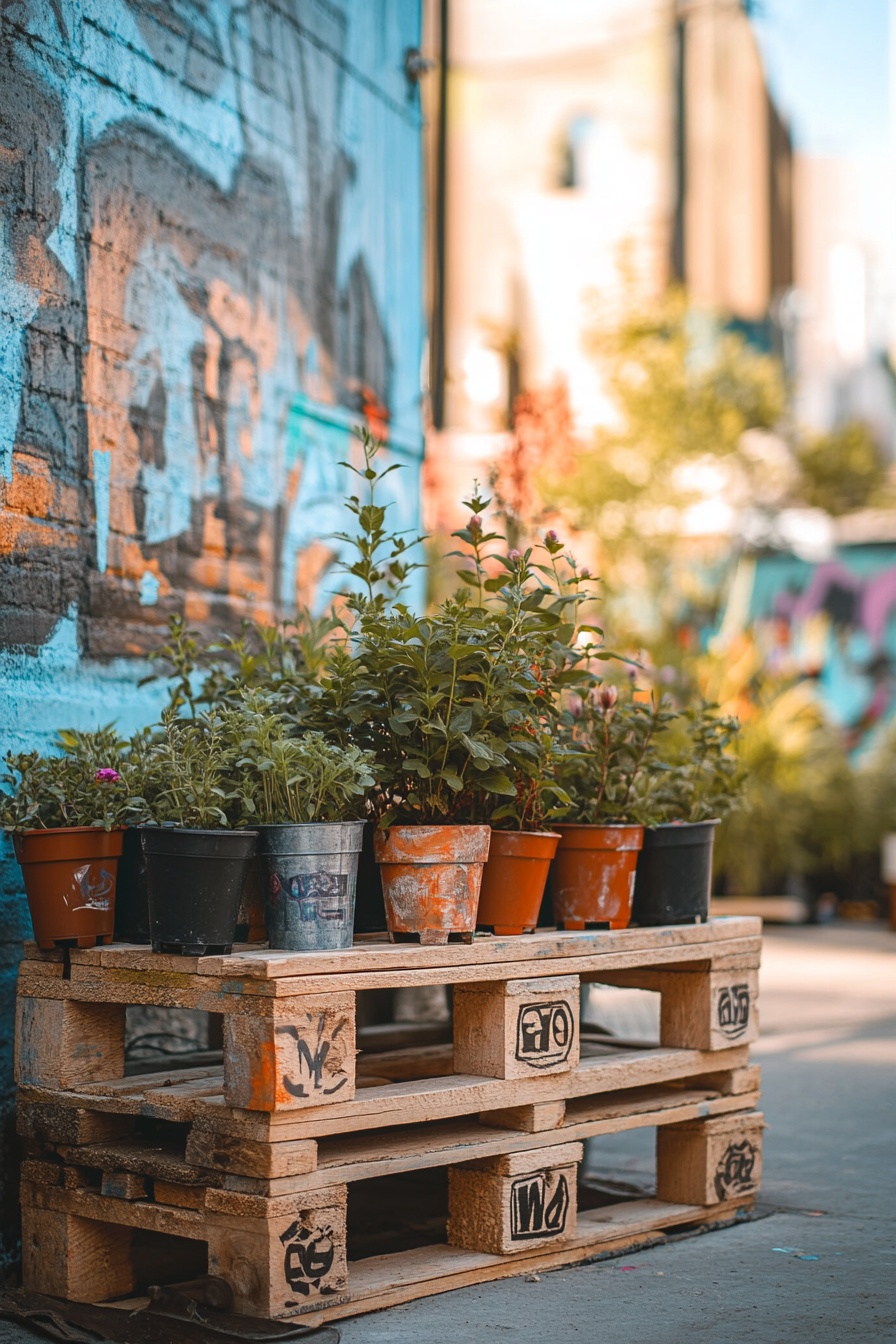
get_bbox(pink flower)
[579,567,591,580]
[598,684,618,711]
[568,693,584,720]
[468,515,482,534]
[94,768,121,783]
[508,549,522,562]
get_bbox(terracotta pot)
[13,826,123,950]
[476,829,561,935]
[373,824,491,944]
[550,824,644,930]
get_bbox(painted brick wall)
[0,0,424,1260]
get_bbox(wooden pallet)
[20,1098,765,1321]
[16,919,760,1121]
[17,918,763,1322]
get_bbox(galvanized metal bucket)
[258,821,365,952]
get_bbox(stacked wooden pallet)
[16,917,763,1323]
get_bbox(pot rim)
[253,819,366,830]
[14,824,126,837]
[490,827,561,839]
[645,818,721,831]
[141,826,259,837]
[554,822,644,832]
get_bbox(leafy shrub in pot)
[550,688,673,929]
[340,442,591,943]
[632,704,741,926]
[0,727,143,948]
[137,712,257,956]
[226,694,375,951]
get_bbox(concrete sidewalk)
[339,923,896,1344]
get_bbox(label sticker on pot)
[269,871,348,923]
[70,864,114,912]
[515,1000,574,1069]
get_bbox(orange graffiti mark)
[0,512,77,556]
[248,1039,279,1111]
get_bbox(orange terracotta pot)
[550,824,644,930]
[373,824,491,944]
[476,829,560,935]
[13,826,123,949]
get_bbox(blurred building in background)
[423,0,793,530]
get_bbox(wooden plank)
[43,931,762,1003]
[185,1131,318,1179]
[479,1101,567,1133]
[100,1171,149,1201]
[66,918,760,979]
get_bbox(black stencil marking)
[280,1220,336,1297]
[717,984,751,1039]
[714,1140,758,1200]
[510,1172,570,1240]
[276,1018,349,1098]
[515,1000,575,1069]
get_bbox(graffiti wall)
[0,0,424,1254]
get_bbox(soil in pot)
[550,824,644,930]
[142,827,257,956]
[476,830,560,935]
[373,825,491,945]
[260,821,365,952]
[631,820,719,926]
[14,827,123,950]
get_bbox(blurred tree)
[795,421,888,516]
[546,287,785,635]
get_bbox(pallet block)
[656,1111,765,1205]
[223,993,356,1111]
[15,997,125,1090]
[454,975,580,1079]
[448,1141,582,1253]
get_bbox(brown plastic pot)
[373,824,491,944]
[550,823,644,930]
[13,826,123,949]
[476,829,561,935]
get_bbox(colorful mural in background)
[0,0,425,1256]
[719,544,896,747]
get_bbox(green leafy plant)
[337,439,600,828]
[136,711,237,829]
[222,694,375,825]
[553,686,674,825]
[649,703,742,823]
[0,748,143,832]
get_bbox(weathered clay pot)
[550,824,644,930]
[13,826,123,950]
[373,824,491,944]
[476,829,560,935]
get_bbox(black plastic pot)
[631,820,720,926]
[141,827,258,955]
[113,826,150,944]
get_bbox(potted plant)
[0,728,142,948]
[337,441,578,944]
[631,704,741,926]
[137,711,257,956]
[226,695,375,952]
[550,687,671,929]
[475,730,567,936]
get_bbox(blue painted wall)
[0,0,425,1260]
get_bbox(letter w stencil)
[510,1172,570,1240]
